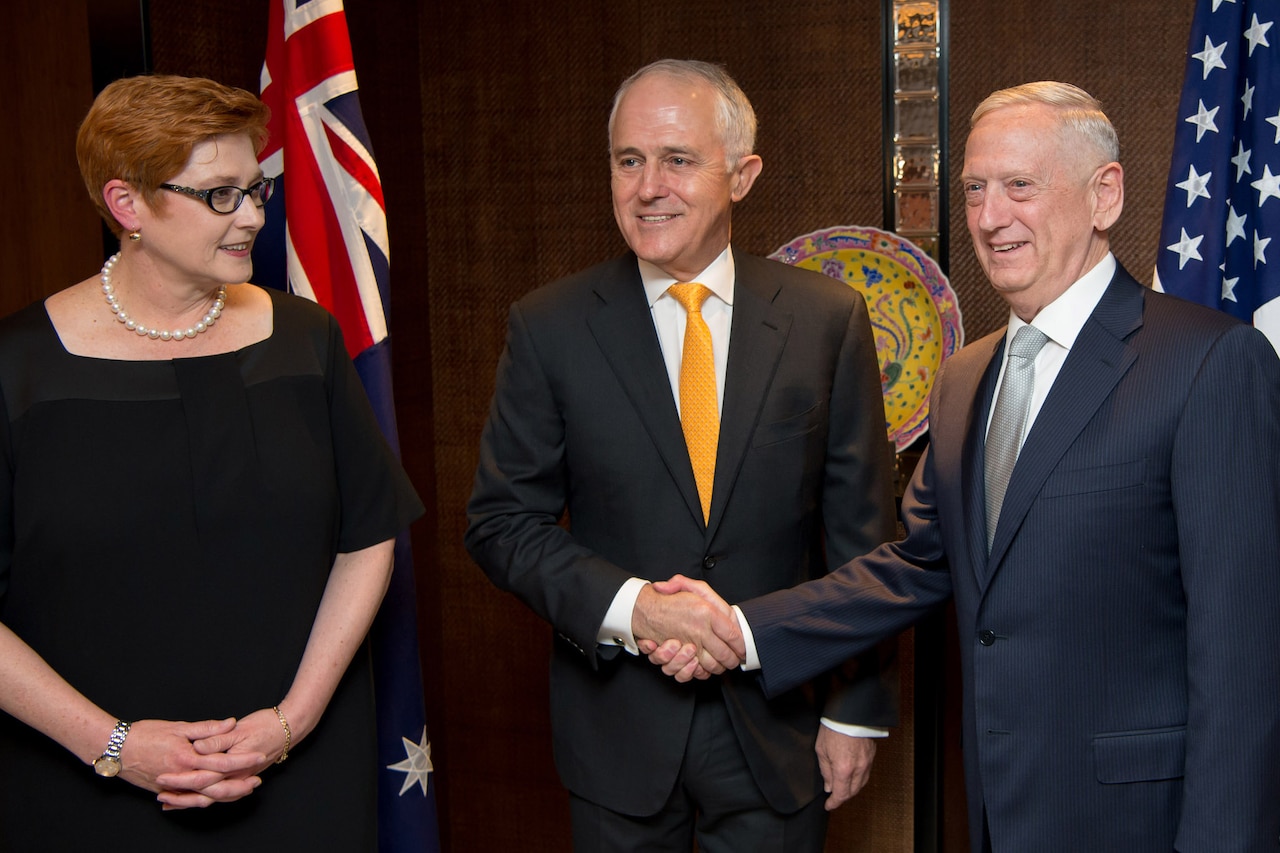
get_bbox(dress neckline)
[40,287,279,364]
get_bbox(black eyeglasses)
[159,176,275,214]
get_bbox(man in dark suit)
[650,82,1280,851]
[465,59,897,851]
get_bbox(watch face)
[94,757,121,777]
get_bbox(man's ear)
[730,154,763,203]
[1091,162,1124,232]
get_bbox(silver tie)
[984,325,1049,549]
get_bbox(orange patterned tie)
[668,283,719,523]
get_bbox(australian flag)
[1155,0,1280,354]
[257,2,441,850]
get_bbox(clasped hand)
[119,708,288,810]
[633,577,881,810]
[632,575,745,682]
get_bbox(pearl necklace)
[100,253,227,342]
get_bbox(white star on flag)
[1244,13,1273,55]
[1255,229,1272,267]
[1266,106,1280,142]
[1177,164,1213,206]
[1242,79,1256,117]
[1251,162,1280,204]
[1194,35,1229,78]
[1232,141,1253,179]
[1226,202,1249,244]
[387,727,434,797]
[1168,227,1206,269]
[1224,272,1241,300]
[1188,99,1222,141]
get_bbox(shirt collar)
[1005,252,1115,351]
[640,246,735,308]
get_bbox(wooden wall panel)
[1,0,99,318]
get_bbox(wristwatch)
[92,720,132,777]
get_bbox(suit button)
[978,630,996,646]
[702,555,717,570]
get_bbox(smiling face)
[609,72,761,281]
[961,103,1123,320]
[138,132,266,288]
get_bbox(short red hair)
[76,74,270,236]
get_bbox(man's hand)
[815,728,877,811]
[632,575,744,678]
[639,636,712,682]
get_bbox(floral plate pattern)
[769,225,963,452]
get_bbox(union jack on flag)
[1155,0,1280,354]
[256,2,441,850]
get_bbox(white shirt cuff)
[820,719,890,738]
[732,604,761,670]
[596,577,649,654]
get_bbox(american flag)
[1155,0,1280,354]
[257,2,441,850]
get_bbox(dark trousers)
[569,691,828,853]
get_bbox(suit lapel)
[585,259,705,524]
[709,252,792,536]
[985,269,1144,574]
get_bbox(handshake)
[631,575,748,682]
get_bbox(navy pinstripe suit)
[741,266,1280,852]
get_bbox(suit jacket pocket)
[1093,726,1186,784]
[1040,458,1146,498]
[752,400,826,448]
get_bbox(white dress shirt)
[596,247,736,653]
[986,253,1114,442]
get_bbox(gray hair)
[608,59,758,165]
[971,81,1120,166]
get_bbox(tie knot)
[668,282,713,314]
[1008,325,1049,360]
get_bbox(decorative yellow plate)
[770,226,963,451]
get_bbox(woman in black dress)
[0,75,422,850]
